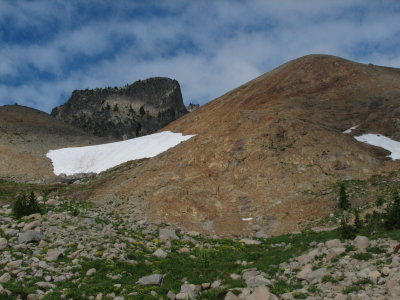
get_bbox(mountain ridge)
[87,54,400,236]
[0,105,106,182]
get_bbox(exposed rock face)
[187,103,200,112]
[51,77,188,140]
[90,54,400,236]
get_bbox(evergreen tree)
[139,106,145,116]
[384,193,400,230]
[12,192,41,219]
[339,183,350,210]
[339,214,358,239]
[354,209,363,229]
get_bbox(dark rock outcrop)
[187,103,200,112]
[51,77,188,140]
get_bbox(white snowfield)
[46,131,196,175]
[354,133,400,160]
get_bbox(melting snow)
[343,125,359,134]
[46,131,195,175]
[354,134,400,160]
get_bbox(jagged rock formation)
[51,77,188,140]
[90,54,400,236]
[0,105,105,181]
[187,103,200,112]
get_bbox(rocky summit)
[51,77,188,140]
[89,54,400,236]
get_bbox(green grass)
[269,279,303,295]
[293,292,308,299]
[351,252,373,261]
[2,221,400,299]
[366,246,385,254]
[0,179,64,204]
[0,228,341,299]
[343,285,362,294]
[322,275,338,283]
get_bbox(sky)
[1,0,400,113]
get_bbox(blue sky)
[1,1,400,113]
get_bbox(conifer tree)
[339,183,350,210]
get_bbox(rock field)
[1,196,400,299]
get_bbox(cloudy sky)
[1,1,400,113]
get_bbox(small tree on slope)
[339,183,350,210]
[384,193,400,230]
[12,192,41,219]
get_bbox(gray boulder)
[306,268,327,283]
[18,230,44,244]
[178,283,201,299]
[136,274,164,286]
[45,249,64,261]
[247,286,277,300]
[159,228,178,242]
[353,236,369,251]
[0,238,7,250]
[225,291,240,300]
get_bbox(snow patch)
[343,125,359,134]
[354,133,400,160]
[46,131,196,175]
[242,218,253,221]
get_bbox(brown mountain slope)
[0,105,106,181]
[91,54,400,236]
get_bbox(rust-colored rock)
[91,54,400,236]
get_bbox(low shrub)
[384,193,400,230]
[12,191,41,219]
[339,215,358,240]
[339,183,350,210]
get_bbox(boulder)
[369,270,381,283]
[159,228,178,242]
[22,220,41,231]
[245,275,271,288]
[0,273,11,283]
[136,274,164,286]
[18,230,44,244]
[86,268,96,276]
[211,280,221,289]
[179,283,201,299]
[325,239,342,249]
[225,291,240,300]
[353,236,369,251]
[166,291,176,300]
[246,286,277,300]
[153,248,168,259]
[0,238,7,250]
[240,239,262,245]
[45,249,64,261]
[306,268,326,283]
[296,264,313,280]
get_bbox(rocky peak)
[51,77,188,140]
[187,103,200,112]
